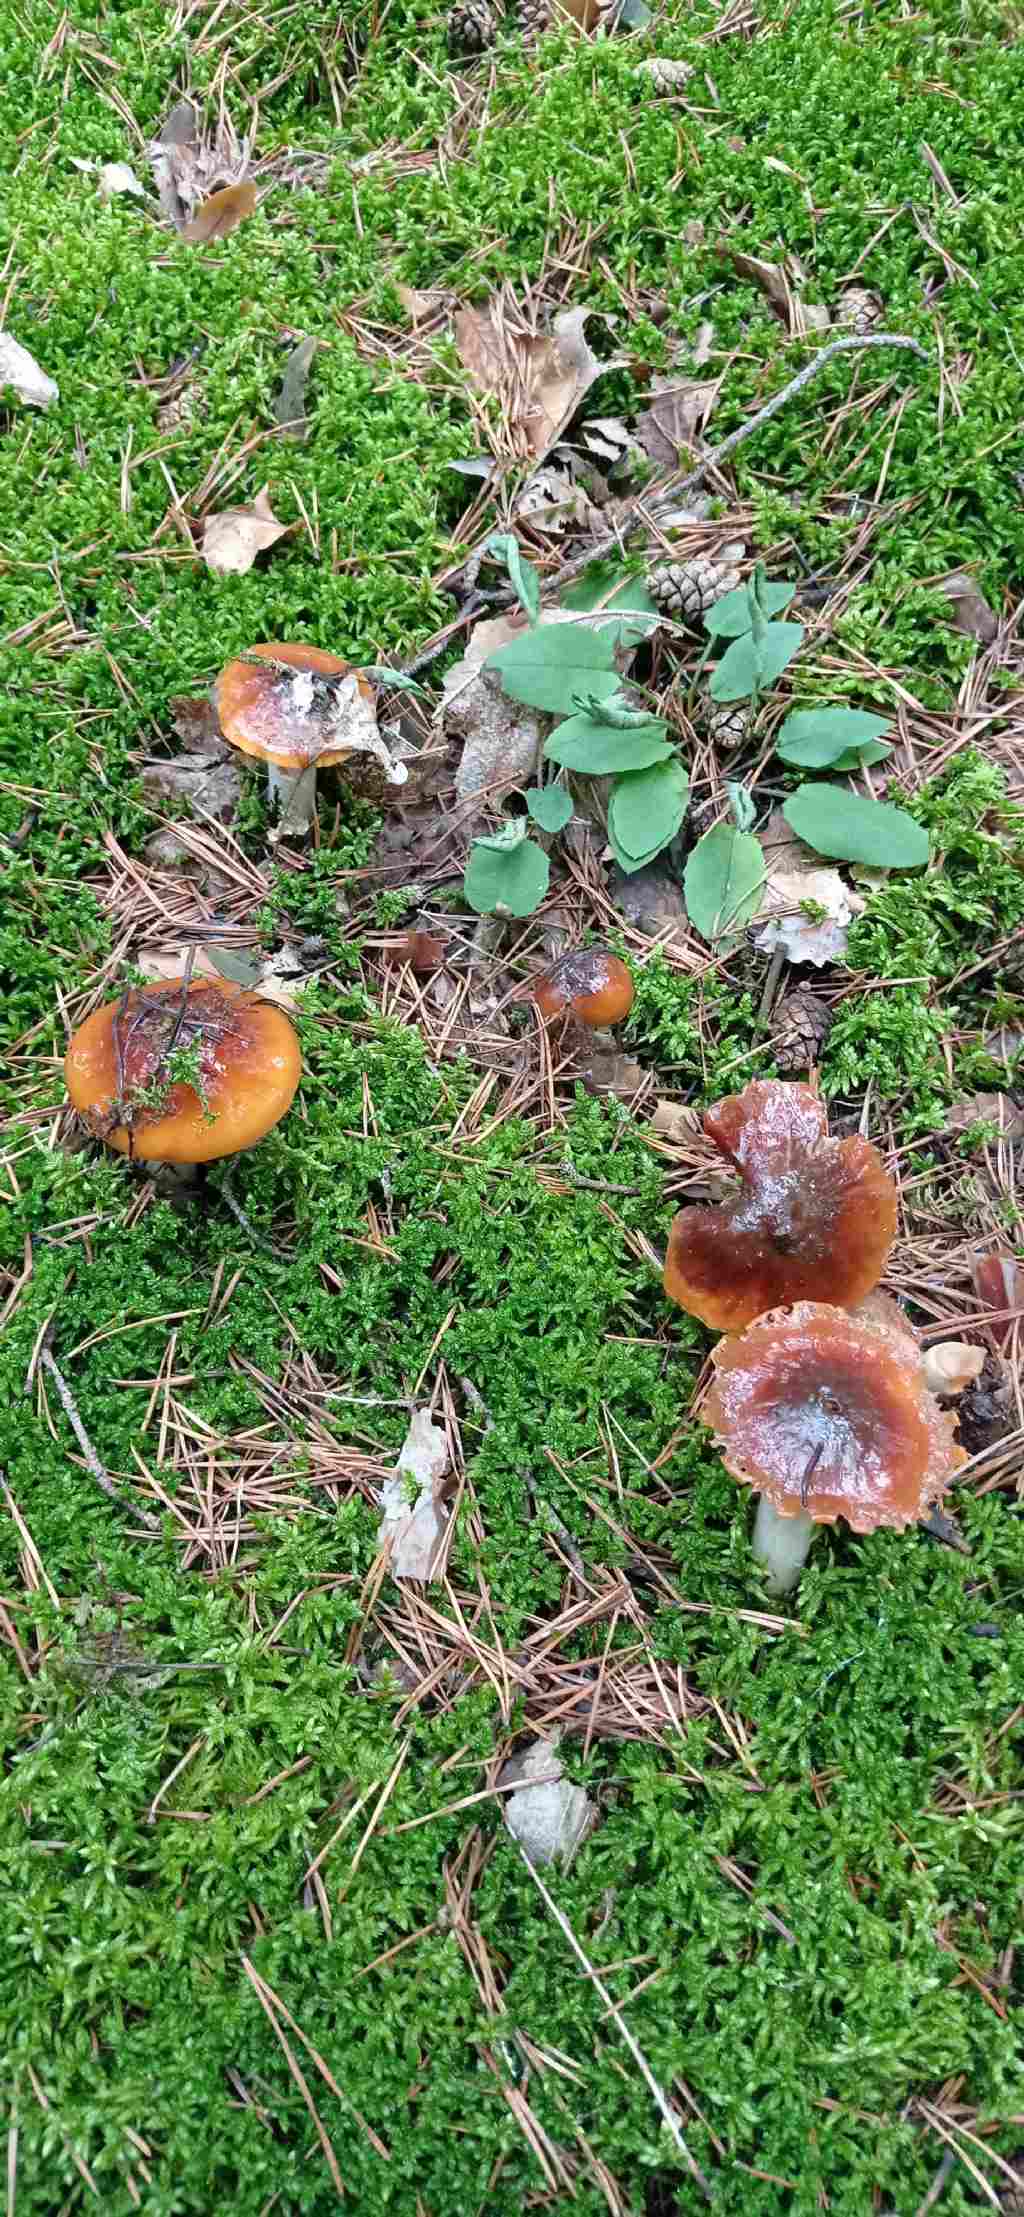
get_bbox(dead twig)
[39,1347,160,1532]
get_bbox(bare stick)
[514,1841,715,2201]
[538,332,929,601]
[40,1349,160,1532]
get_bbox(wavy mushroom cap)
[664,1079,897,1332]
[533,948,635,1029]
[704,1299,965,1532]
[215,642,374,772]
[65,978,301,1163]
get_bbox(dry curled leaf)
[936,569,999,645]
[922,1342,987,1397]
[71,156,144,198]
[182,180,257,244]
[752,865,865,968]
[455,294,619,462]
[634,374,717,467]
[377,1409,450,1582]
[500,1734,598,1867]
[201,486,291,575]
[723,247,831,337]
[0,333,58,410]
[947,1092,1024,1144]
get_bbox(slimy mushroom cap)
[65,977,301,1164]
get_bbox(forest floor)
[2,0,1024,2212]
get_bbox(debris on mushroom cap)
[216,643,406,784]
[703,1300,965,1532]
[664,1079,898,1332]
[64,978,301,1164]
[533,947,634,1029]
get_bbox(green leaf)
[361,664,428,697]
[487,625,620,713]
[608,758,689,871]
[526,785,573,833]
[684,825,766,941]
[727,782,756,832]
[777,707,892,768]
[487,532,540,625]
[783,785,930,867]
[710,621,804,702]
[705,580,796,638]
[829,740,892,770]
[204,945,262,987]
[563,567,660,644]
[464,835,550,916]
[545,711,673,774]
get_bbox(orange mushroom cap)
[664,1079,897,1332]
[533,948,634,1030]
[215,643,375,773]
[65,978,301,1164]
[703,1300,965,1533]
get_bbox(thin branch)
[40,1348,160,1532]
[514,1841,715,2202]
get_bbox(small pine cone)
[517,0,549,34]
[706,698,749,749]
[448,0,501,53]
[838,285,884,334]
[648,555,742,622]
[772,991,831,1072]
[635,57,694,90]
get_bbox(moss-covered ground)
[2,0,1024,2210]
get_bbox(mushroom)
[65,976,301,1166]
[533,948,635,1030]
[215,642,392,837]
[664,1079,897,1333]
[703,1299,966,1594]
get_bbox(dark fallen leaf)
[203,945,263,986]
[921,1503,970,1554]
[182,180,257,245]
[273,336,317,439]
[936,569,999,645]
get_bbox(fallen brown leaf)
[147,99,253,233]
[182,180,257,245]
[724,247,831,338]
[201,486,291,575]
[936,569,999,645]
[634,374,718,467]
[948,1092,1024,1144]
[455,294,618,462]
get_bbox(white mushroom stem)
[268,762,317,837]
[753,1497,818,1596]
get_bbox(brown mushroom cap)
[664,1079,897,1332]
[533,948,634,1029]
[703,1300,965,1532]
[215,643,374,772]
[65,978,301,1164]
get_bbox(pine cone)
[517,0,549,33]
[705,698,749,749]
[838,286,884,334]
[772,991,831,1072]
[635,57,694,90]
[448,0,501,53]
[648,555,742,622]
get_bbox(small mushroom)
[703,1299,966,1594]
[65,977,301,1164]
[533,947,634,1030]
[664,1079,897,1332]
[215,642,379,837]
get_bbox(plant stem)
[753,1496,817,1595]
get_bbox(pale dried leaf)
[635,374,717,466]
[725,248,831,337]
[377,1409,451,1583]
[922,1342,987,1397]
[650,1098,697,1144]
[752,865,865,967]
[947,1092,1024,1143]
[500,1735,598,1868]
[455,296,617,462]
[201,485,291,575]
[396,282,453,324]
[515,461,599,533]
[148,102,253,231]
[936,569,999,645]
[182,180,257,244]
[0,333,58,410]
